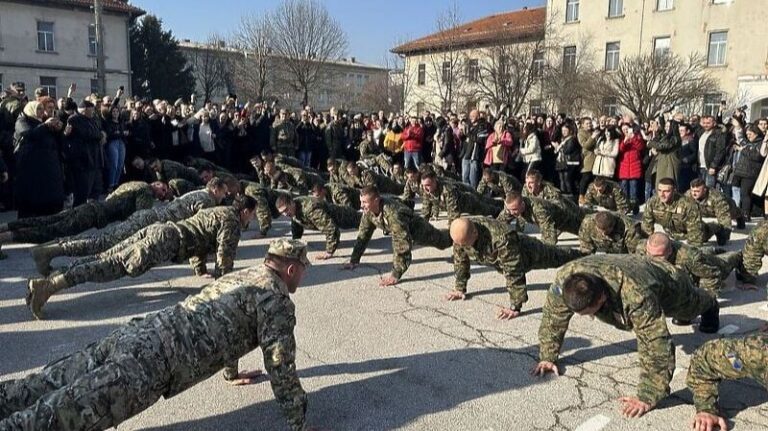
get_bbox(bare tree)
[596,52,719,122]
[359,73,401,114]
[540,33,598,116]
[268,0,348,106]
[188,33,230,102]
[386,37,413,114]
[423,2,466,113]
[474,41,545,116]
[231,13,272,102]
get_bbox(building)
[392,7,547,116]
[178,40,390,113]
[546,0,768,119]
[0,0,144,98]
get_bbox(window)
[608,0,623,17]
[532,51,545,78]
[529,99,543,115]
[356,74,364,88]
[566,0,580,22]
[605,42,620,71]
[37,21,55,52]
[39,76,57,99]
[91,79,100,95]
[603,97,619,116]
[562,46,577,73]
[703,93,721,116]
[760,99,768,119]
[653,36,671,58]
[466,59,479,82]
[416,102,425,116]
[441,61,451,83]
[656,0,674,10]
[88,24,97,56]
[417,63,425,86]
[708,31,728,66]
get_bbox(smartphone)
[119,85,124,91]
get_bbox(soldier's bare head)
[562,273,609,315]
[276,194,296,218]
[405,166,419,181]
[646,232,673,259]
[392,163,403,176]
[482,167,497,183]
[311,183,327,199]
[222,176,240,196]
[206,177,228,203]
[525,170,543,194]
[249,156,263,169]
[147,157,161,172]
[450,218,478,247]
[347,163,360,176]
[593,177,607,194]
[420,171,439,193]
[593,212,617,234]
[360,186,381,215]
[327,158,337,172]
[656,178,676,204]
[689,179,707,200]
[200,168,214,184]
[504,191,525,217]
[150,181,171,201]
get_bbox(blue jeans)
[404,151,421,170]
[644,181,654,202]
[620,179,640,202]
[699,168,717,189]
[105,139,126,189]
[462,159,481,189]
[298,150,312,168]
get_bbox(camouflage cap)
[268,238,310,266]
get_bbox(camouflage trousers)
[411,217,452,250]
[738,227,767,283]
[697,251,742,295]
[704,222,731,245]
[459,194,503,219]
[58,209,162,257]
[686,334,768,414]
[0,324,171,430]
[509,238,585,308]
[62,223,181,288]
[334,207,363,230]
[330,185,360,210]
[9,203,106,244]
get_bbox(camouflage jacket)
[271,120,297,155]
[290,196,346,254]
[523,181,562,201]
[347,169,403,195]
[350,198,416,279]
[284,166,326,194]
[422,179,484,223]
[742,221,768,276]
[635,239,724,293]
[159,159,203,185]
[169,178,200,197]
[174,206,242,276]
[265,170,302,194]
[241,180,283,236]
[153,189,216,223]
[186,157,230,174]
[274,154,306,170]
[477,171,522,198]
[498,197,587,245]
[642,193,706,244]
[102,181,156,223]
[579,212,644,254]
[685,188,738,229]
[155,264,306,430]
[453,217,523,293]
[539,255,696,406]
[584,180,629,213]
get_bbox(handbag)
[717,160,733,185]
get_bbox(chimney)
[351,57,356,63]
[182,39,190,43]
[523,6,528,10]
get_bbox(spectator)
[647,115,681,187]
[461,109,489,189]
[618,123,645,210]
[592,125,620,180]
[678,123,699,193]
[520,122,542,176]
[271,109,297,158]
[484,119,514,171]
[216,111,235,170]
[102,105,128,193]
[578,117,599,205]
[553,122,580,199]
[401,115,424,169]
[731,124,764,221]
[195,109,217,163]
[63,100,105,206]
[421,114,437,164]
[698,115,727,188]
[13,100,65,218]
[296,111,317,168]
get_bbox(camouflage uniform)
[169,178,199,197]
[61,206,242,290]
[283,166,326,194]
[349,198,451,280]
[8,182,155,244]
[522,181,562,201]
[266,170,302,194]
[271,120,298,157]
[185,157,230,174]
[399,178,422,215]
[360,153,393,176]
[737,220,768,283]
[453,217,584,309]
[584,180,630,213]
[55,190,216,257]
[477,171,522,199]
[498,197,591,245]
[642,192,707,245]
[157,159,203,185]
[422,178,502,223]
[685,188,742,245]
[274,153,307,171]
[240,181,283,237]
[636,239,742,296]
[0,261,308,430]
[289,196,361,254]
[578,212,645,254]
[326,182,361,210]
[347,168,404,195]
[539,255,717,407]
[686,333,768,415]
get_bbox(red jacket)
[484,131,514,166]
[401,124,424,152]
[617,135,645,179]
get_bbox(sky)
[130,0,546,66]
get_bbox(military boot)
[736,216,746,230]
[698,302,720,334]
[714,229,730,247]
[30,243,64,276]
[26,275,69,320]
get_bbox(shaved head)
[646,232,672,258]
[450,218,478,246]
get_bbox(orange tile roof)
[29,0,145,17]
[391,7,545,55]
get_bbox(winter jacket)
[13,114,65,207]
[484,130,514,166]
[520,132,542,163]
[462,119,491,162]
[64,113,102,171]
[401,124,424,153]
[555,135,581,171]
[296,121,319,153]
[733,133,764,180]
[617,135,645,179]
[700,128,727,171]
[592,137,619,178]
[578,128,598,173]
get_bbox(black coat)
[679,137,699,175]
[296,121,318,152]
[701,128,727,170]
[13,114,65,206]
[733,136,764,180]
[462,119,490,162]
[64,113,102,171]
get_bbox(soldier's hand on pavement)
[379,275,398,287]
[530,361,559,377]
[315,252,334,261]
[496,307,521,320]
[199,273,213,279]
[691,412,728,431]
[342,262,357,270]
[227,369,264,386]
[444,291,466,301]
[619,397,651,418]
